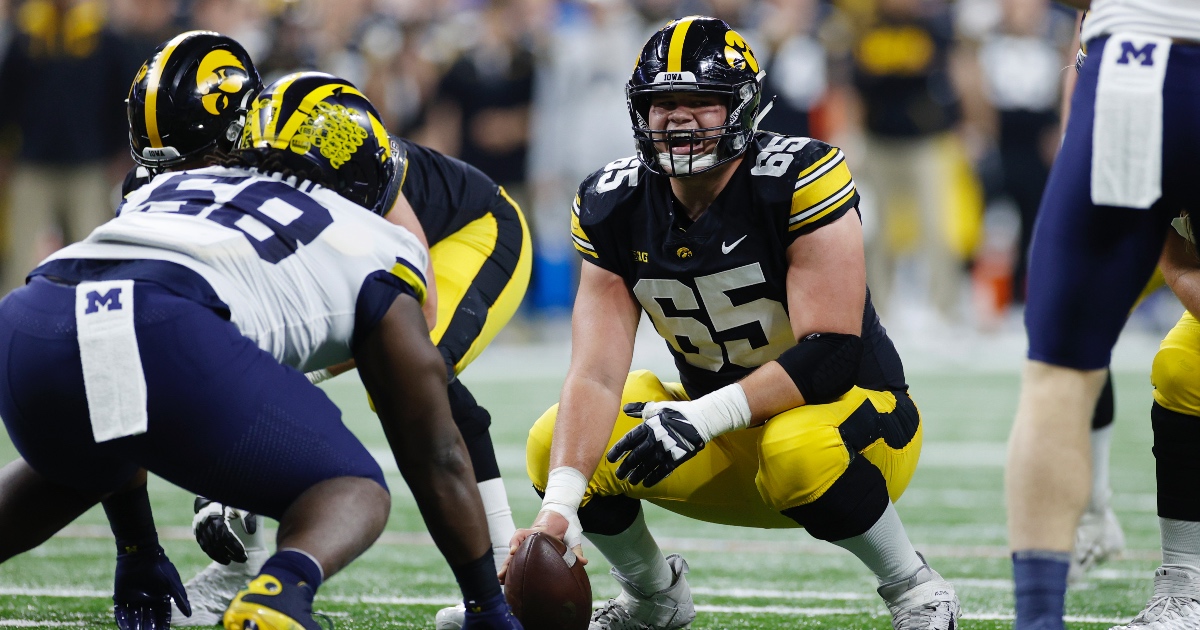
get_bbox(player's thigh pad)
[1153,311,1200,416]
[1025,36,1200,369]
[0,278,140,493]
[0,277,385,518]
[429,189,531,374]
[756,387,922,512]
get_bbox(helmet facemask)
[629,78,760,178]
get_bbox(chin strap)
[753,96,775,131]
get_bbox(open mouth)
[662,131,711,155]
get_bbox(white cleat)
[1071,506,1126,582]
[435,603,466,630]
[589,553,695,630]
[1110,566,1200,629]
[169,549,269,626]
[878,560,960,630]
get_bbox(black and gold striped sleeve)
[571,194,599,259]
[787,146,858,237]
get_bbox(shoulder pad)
[577,155,644,225]
[572,155,643,262]
[749,132,856,234]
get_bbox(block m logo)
[1117,41,1158,66]
[84,288,124,314]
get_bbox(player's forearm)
[357,297,490,565]
[741,362,806,425]
[549,374,623,483]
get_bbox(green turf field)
[0,363,1167,628]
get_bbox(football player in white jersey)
[1010,1,1200,628]
[119,32,531,628]
[0,72,522,629]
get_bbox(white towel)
[75,280,148,443]
[1091,32,1172,209]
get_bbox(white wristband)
[306,369,333,385]
[690,383,752,442]
[540,466,587,548]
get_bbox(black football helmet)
[627,16,765,177]
[239,72,396,215]
[128,31,260,171]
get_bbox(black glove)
[113,542,191,630]
[193,496,257,565]
[607,403,707,487]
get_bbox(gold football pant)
[428,187,531,375]
[527,370,923,539]
[1150,311,1200,521]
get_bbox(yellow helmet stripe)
[273,82,368,148]
[263,72,303,143]
[144,31,196,149]
[666,16,699,73]
[367,112,392,161]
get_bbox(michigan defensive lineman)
[120,32,530,626]
[0,72,522,628]
[507,17,959,630]
[1007,2,1200,628]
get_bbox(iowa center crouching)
[508,16,957,630]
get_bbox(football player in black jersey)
[119,32,530,628]
[505,17,960,630]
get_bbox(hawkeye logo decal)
[676,247,693,259]
[197,49,249,116]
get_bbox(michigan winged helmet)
[627,16,767,177]
[239,72,397,215]
[127,30,261,170]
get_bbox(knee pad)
[448,380,492,439]
[446,381,499,482]
[1152,402,1200,521]
[780,456,890,541]
[1092,371,1114,430]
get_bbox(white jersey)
[43,166,429,373]
[1082,0,1200,43]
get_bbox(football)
[504,532,592,630]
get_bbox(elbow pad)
[775,332,863,405]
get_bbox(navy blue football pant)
[0,276,386,521]
[1025,36,1200,369]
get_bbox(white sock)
[478,478,517,573]
[1088,424,1115,514]
[1160,517,1200,573]
[584,506,673,594]
[830,502,924,585]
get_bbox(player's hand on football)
[113,542,191,629]
[192,496,257,565]
[499,510,587,585]
[608,402,708,487]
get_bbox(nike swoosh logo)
[721,235,747,254]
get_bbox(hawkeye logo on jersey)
[633,250,649,263]
[676,247,693,259]
[84,288,124,314]
[197,49,249,116]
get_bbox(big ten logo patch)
[85,288,123,314]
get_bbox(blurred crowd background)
[0,0,1168,338]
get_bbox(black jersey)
[392,135,501,244]
[572,132,906,398]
